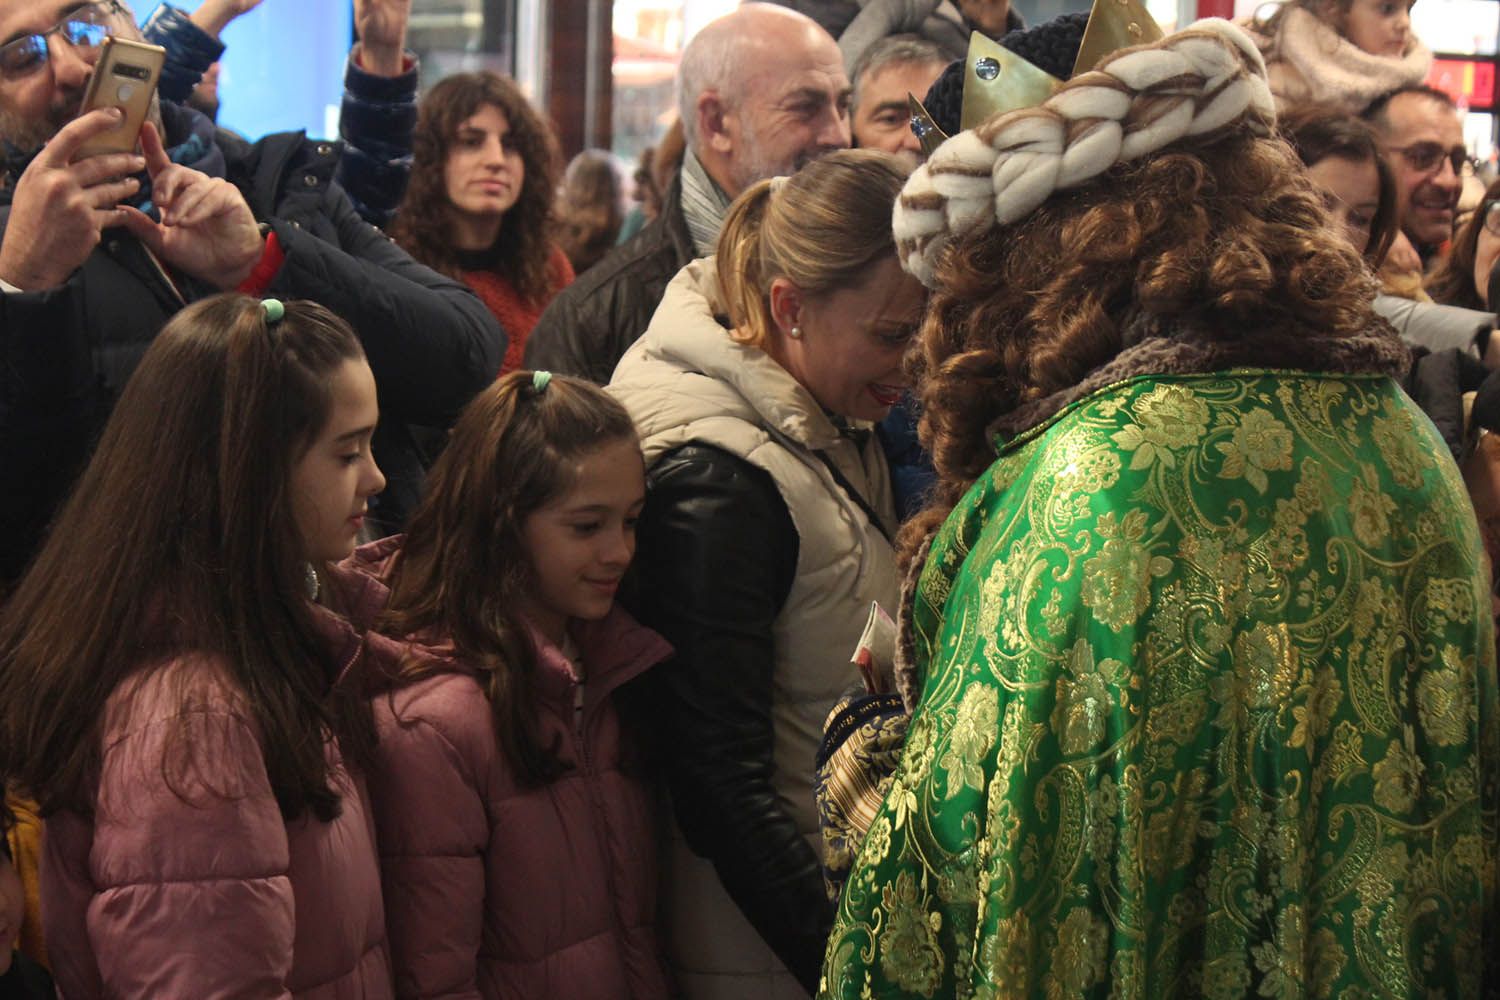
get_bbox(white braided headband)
[893,18,1275,288]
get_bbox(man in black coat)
[0,0,504,583]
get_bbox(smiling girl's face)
[516,436,646,646]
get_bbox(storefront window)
[407,0,517,90]
[610,0,1193,174]
[612,0,736,169]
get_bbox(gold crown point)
[907,93,949,158]
[960,30,1064,131]
[1073,0,1165,77]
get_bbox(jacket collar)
[342,537,671,712]
[991,315,1411,441]
[620,257,859,453]
[661,170,696,271]
[528,608,673,712]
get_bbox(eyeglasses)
[0,3,120,81]
[1387,140,1469,177]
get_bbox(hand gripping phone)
[76,36,166,158]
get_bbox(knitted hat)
[921,12,1092,135]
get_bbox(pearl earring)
[789,326,802,339]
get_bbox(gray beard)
[0,91,163,163]
[0,106,60,156]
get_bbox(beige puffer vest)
[610,260,900,998]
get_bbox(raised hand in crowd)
[355,0,413,76]
[186,0,264,38]
[119,122,261,290]
[0,110,144,292]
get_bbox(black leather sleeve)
[630,443,831,994]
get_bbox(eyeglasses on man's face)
[1388,140,1469,177]
[0,3,122,82]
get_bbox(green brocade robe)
[820,371,1498,999]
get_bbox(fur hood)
[1245,6,1432,113]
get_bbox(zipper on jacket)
[568,666,636,990]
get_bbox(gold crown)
[908,0,1165,155]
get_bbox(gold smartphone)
[76,36,166,158]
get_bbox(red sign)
[1427,58,1497,110]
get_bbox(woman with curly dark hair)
[822,19,1496,999]
[391,71,573,375]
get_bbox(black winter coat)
[523,173,694,385]
[0,111,504,582]
[625,444,833,995]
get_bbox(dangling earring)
[303,563,321,601]
[789,325,803,339]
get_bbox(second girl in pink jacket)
[355,371,672,999]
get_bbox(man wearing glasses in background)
[1365,85,1468,269]
[0,0,504,585]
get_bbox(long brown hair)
[1279,105,1400,267]
[901,129,1383,566]
[378,372,638,785]
[0,295,376,822]
[390,71,562,302]
[716,148,910,348]
[1427,176,1499,310]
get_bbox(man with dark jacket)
[141,0,417,229]
[0,0,503,583]
[523,3,851,385]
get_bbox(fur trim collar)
[991,317,1411,441]
[1256,6,1431,113]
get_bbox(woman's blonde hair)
[715,149,910,348]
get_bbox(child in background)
[1246,0,1432,113]
[0,295,393,998]
[354,371,673,999]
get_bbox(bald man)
[524,3,851,384]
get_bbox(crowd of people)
[0,0,1497,997]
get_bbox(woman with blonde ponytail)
[609,149,925,998]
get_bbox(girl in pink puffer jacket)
[356,371,672,1000]
[0,296,393,998]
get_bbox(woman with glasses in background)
[1428,184,1500,312]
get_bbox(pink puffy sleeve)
[43,673,297,999]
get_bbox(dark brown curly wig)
[390,71,562,304]
[900,128,1384,566]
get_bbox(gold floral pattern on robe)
[820,373,1499,999]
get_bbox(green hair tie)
[262,298,285,324]
[532,370,552,393]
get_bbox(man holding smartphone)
[0,0,505,584]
